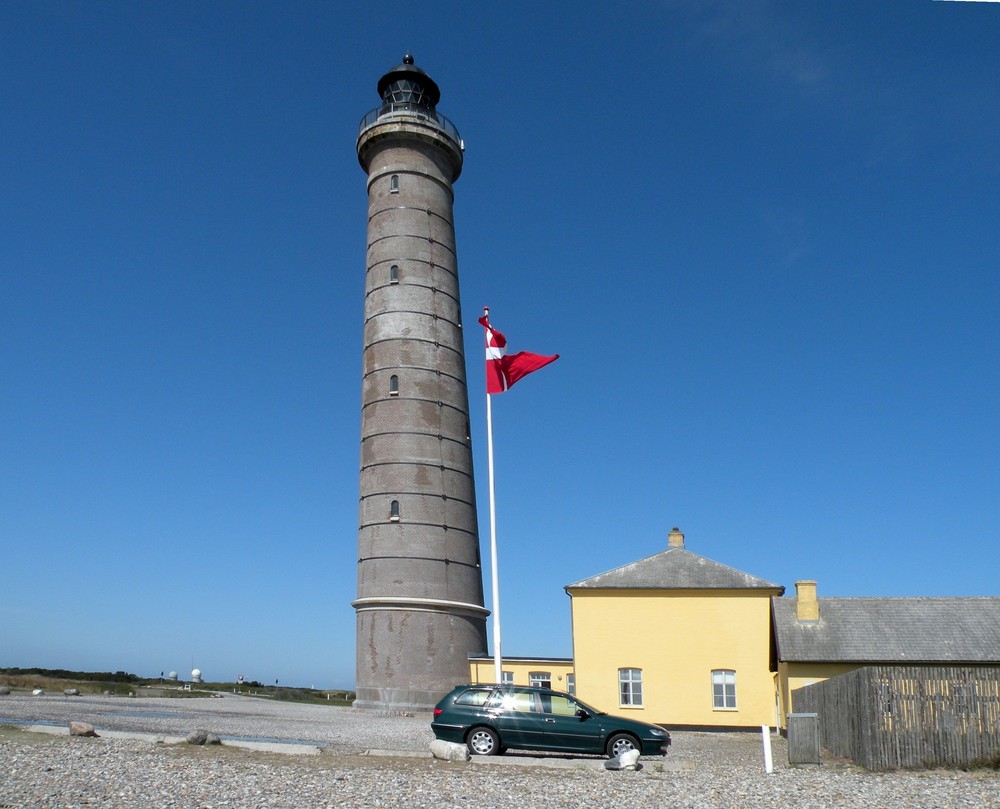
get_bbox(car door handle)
[544,718,555,723]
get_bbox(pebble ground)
[2,692,998,808]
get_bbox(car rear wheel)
[466,726,501,756]
[606,732,639,758]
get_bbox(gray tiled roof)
[565,547,784,592]
[772,597,1000,663]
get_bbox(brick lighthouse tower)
[353,54,489,710]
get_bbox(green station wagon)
[431,685,671,757]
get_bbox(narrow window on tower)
[389,374,399,396]
[389,174,399,193]
[390,264,399,283]
[389,500,400,521]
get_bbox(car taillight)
[433,708,443,717]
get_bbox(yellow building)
[468,532,1000,734]
[468,655,574,691]
[565,528,784,729]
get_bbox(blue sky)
[2,1,997,689]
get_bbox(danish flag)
[478,308,559,394]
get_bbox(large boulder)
[0,686,11,696]
[430,739,470,762]
[64,688,81,696]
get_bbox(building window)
[529,671,551,689]
[500,671,513,686]
[389,174,399,193]
[712,669,737,710]
[619,668,643,707]
[566,673,575,695]
[390,264,399,283]
[389,500,400,521]
[389,374,399,396]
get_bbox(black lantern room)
[377,53,441,114]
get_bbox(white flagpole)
[484,309,503,686]
[487,387,503,686]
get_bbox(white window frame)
[500,671,513,686]
[712,669,737,710]
[619,667,643,707]
[528,671,551,689]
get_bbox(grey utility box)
[787,712,821,766]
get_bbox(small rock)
[185,729,221,745]
[430,739,470,762]
[620,749,641,770]
[69,721,98,737]
[604,750,642,771]
[32,688,45,696]
[0,685,11,695]
[64,688,81,696]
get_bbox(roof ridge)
[566,545,783,591]
[782,595,1000,602]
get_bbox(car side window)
[485,690,508,710]
[544,694,581,716]
[488,690,537,713]
[455,689,492,707]
[509,692,537,713]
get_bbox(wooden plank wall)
[792,665,1000,770]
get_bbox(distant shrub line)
[0,667,140,683]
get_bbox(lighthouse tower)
[353,54,489,710]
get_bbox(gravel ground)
[2,692,999,808]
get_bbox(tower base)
[354,606,487,711]
[352,687,457,712]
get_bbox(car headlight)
[649,728,667,737]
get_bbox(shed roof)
[565,546,784,592]
[772,597,1000,663]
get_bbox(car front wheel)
[467,726,501,756]
[606,732,639,758]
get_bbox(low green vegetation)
[0,668,355,705]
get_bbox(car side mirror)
[576,708,589,720]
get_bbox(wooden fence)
[792,665,1000,770]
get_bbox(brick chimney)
[668,527,685,549]
[795,580,819,621]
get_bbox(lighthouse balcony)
[359,104,463,149]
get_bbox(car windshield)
[571,696,606,716]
